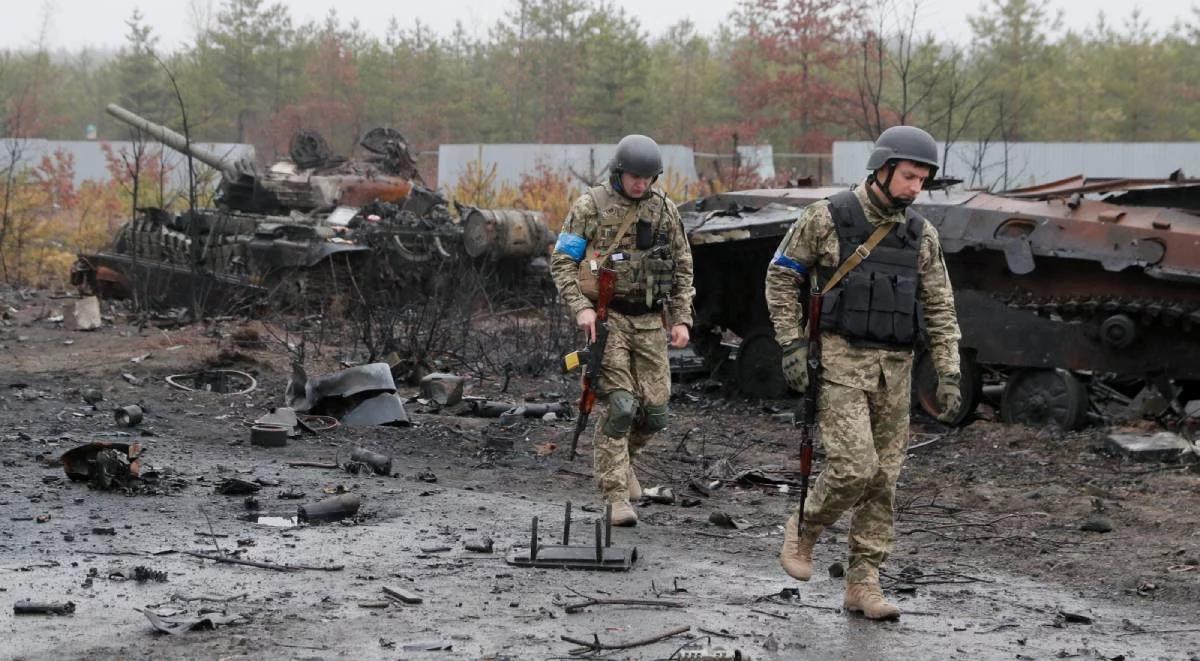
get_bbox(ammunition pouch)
[818,190,923,349]
[644,252,674,308]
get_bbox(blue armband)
[554,232,587,262]
[771,251,807,274]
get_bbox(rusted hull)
[681,183,1200,390]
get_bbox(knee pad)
[602,390,638,437]
[636,402,669,433]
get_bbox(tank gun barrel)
[105,104,238,180]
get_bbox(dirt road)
[2,295,1198,660]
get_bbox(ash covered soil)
[2,293,1199,661]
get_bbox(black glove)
[936,373,962,424]
[781,341,808,392]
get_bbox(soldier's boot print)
[779,512,823,581]
[608,499,638,527]
[627,465,643,501]
[844,579,901,620]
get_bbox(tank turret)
[105,104,414,213]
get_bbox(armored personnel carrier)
[72,105,553,311]
[680,178,1200,428]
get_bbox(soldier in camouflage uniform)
[550,135,695,527]
[765,126,962,620]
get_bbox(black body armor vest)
[816,190,924,349]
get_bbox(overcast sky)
[1,0,1195,51]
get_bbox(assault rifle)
[796,282,824,537]
[561,267,617,460]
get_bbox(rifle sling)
[819,222,894,295]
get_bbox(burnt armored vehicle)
[72,105,553,311]
[680,178,1200,428]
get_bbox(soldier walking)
[550,135,695,527]
[764,126,962,619]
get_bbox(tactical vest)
[816,190,924,349]
[587,185,675,314]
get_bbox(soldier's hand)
[576,308,597,343]
[936,373,962,424]
[780,341,809,392]
[669,324,689,348]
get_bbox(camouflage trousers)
[800,370,911,583]
[592,313,671,503]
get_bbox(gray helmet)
[611,134,663,178]
[866,125,939,177]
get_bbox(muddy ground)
[2,291,1199,661]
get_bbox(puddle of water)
[256,516,299,528]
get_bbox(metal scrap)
[61,442,142,488]
[14,601,76,615]
[288,363,410,426]
[136,608,243,635]
[166,370,257,395]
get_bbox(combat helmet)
[866,125,939,208]
[610,134,663,200]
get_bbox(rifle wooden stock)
[796,286,823,536]
[568,267,617,459]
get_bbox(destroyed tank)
[679,179,1200,429]
[71,105,553,310]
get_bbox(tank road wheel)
[734,328,789,399]
[1000,368,1089,430]
[913,349,982,426]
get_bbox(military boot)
[609,499,638,527]
[844,580,901,620]
[627,466,643,501]
[779,512,822,581]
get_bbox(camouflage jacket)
[764,182,961,391]
[550,182,695,330]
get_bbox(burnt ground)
[2,292,1199,661]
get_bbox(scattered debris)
[562,625,690,655]
[65,296,101,331]
[182,551,343,573]
[642,486,675,505]
[298,493,361,523]
[254,408,302,437]
[464,536,494,553]
[401,641,452,652]
[561,593,683,614]
[348,447,392,475]
[133,566,168,583]
[1105,431,1193,463]
[689,478,721,497]
[1056,610,1095,626]
[250,424,289,448]
[215,478,261,495]
[165,370,257,395]
[708,511,745,530]
[61,442,142,489]
[14,601,76,615]
[382,586,423,605]
[113,405,143,427]
[136,608,243,635]
[341,393,410,427]
[420,372,464,407]
[288,363,410,427]
[121,373,143,386]
[507,502,638,571]
[256,516,299,528]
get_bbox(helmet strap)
[611,169,655,201]
[869,161,910,211]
